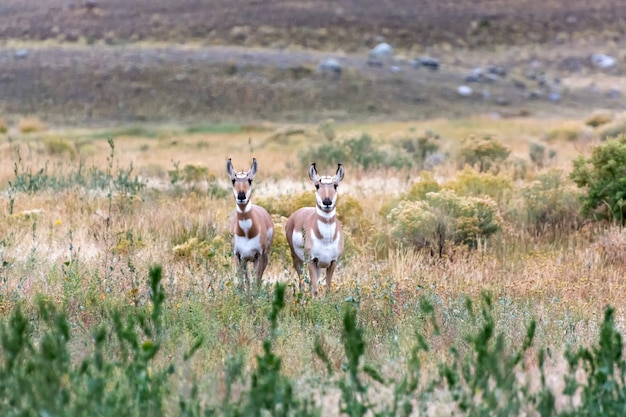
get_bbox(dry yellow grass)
[1,115,624,414]
[18,116,47,133]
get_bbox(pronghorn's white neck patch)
[236,201,252,213]
[238,218,253,236]
[317,219,337,242]
[316,206,336,219]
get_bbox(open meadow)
[2,0,626,415]
[1,114,626,415]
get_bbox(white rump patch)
[266,227,274,249]
[290,230,306,262]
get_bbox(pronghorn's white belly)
[291,221,341,268]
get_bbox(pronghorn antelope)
[226,158,274,289]
[286,163,344,296]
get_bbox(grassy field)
[1,1,626,415]
[1,114,625,415]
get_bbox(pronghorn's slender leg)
[253,253,263,289]
[257,250,270,288]
[292,256,305,292]
[308,262,322,297]
[325,260,337,293]
[237,254,250,291]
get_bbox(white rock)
[590,54,616,68]
[369,42,393,59]
[548,91,561,102]
[319,58,342,73]
[457,85,473,97]
[14,49,28,59]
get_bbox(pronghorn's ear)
[334,164,344,183]
[308,163,320,182]
[248,158,258,179]
[226,158,236,179]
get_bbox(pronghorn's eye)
[315,183,320,190]
[248,179,252,185]
[334,184,338,190]
[231,179,236,185]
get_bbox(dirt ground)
[2,0,626,49]
[1,0,625,125]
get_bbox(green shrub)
[395,130,441,169]
[168,161,228,198]
[387,189,502,255]
[545,122,586,142]
[209,284,319,416]
[458,135,511,173]
[570,136,626,223]
[317,118,336,141]
[169,162,210,184]
[300,133,411,171]
[562,306,626,416]
[435,295,540,416]
[529,142,557,169]
[337,195,372,243]
[7,140,145,195]
[596,118,626,141]
[43,137,76,159]
[0,266,201,417]
[18,116,46,133]
[585,111,613,128]
[447,167,513,208]
[380,173,441,218]
[518,170,582,235]
[256,191,315,218]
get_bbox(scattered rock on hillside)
[487,64,507,77]
[368,42,393,66]
[369,42,393,59]
[465,67,483,83]
[457,85,473,97]
[85,0,99,11]
[318,58,342,78]
[513,79,527,90]
[484,73,499,83]
[559,56,585,72]
[590,54,616,69]
[14,49,28,59]
[548,91,561,102]
[495,96,509,106]
[425,152,445,169]
[412,57,440,71]
[608,88,621,99]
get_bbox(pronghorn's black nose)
[238,191,246,200]
[323,198,332,207]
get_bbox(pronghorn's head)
[226,158,258,206]
[309,163,344,212]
